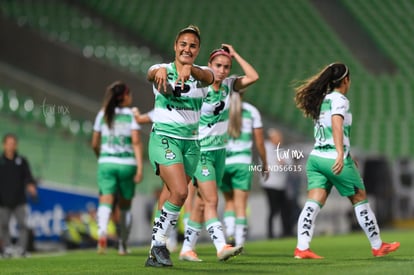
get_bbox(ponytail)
[102,81,129,128]
[294,63,349,120]
[228,91,243,138]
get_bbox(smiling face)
[174,32,200,65]
[209,55,232,83]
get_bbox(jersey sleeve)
[130,110,141,130]
[93,110,104,132]
[250,104,263,129]
[331,94,349,117]
[147,109,155,121]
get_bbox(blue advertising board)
[27,184,98,241]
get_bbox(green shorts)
[306,154,365,197]
[97,163,137,200]
[148,132,200,177]
[193,149,226,185]
[220,163,253,192]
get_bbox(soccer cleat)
[217,245,243,261]
[227,236,236,247]
[151,245,173,266]
[145,255,164,267]
[294,248,323,259]
[179,250,203,262]
[372,242,400,257]
[118,240,128,256]
[97,236,107,254]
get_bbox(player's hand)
[132,107,140,117]
[176,64,192,90]
[154,67,168,92]
[221,43,236,57]
[262,163,269,181]
[332,156,344,175]
[134,170,143,184]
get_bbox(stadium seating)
[2,0,414,161]
[0,85,97,187]
[0,0,162,76]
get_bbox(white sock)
[206,218,227,252]
[354,201,382,249]
[235,217,247,247]
[97,204,112,237]
[150,210,161,249]
[152,201,181,247]
[296,200,321,250]
[181,220,202,254]
[223,211,236,238]
[119,208,132,244]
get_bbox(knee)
[203,197,218,210]
[171,188,188,206]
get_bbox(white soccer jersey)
[149,62,210,140]
[93,107,140,165]
[310,91,352,159]
[198,76,237,151]
[225,102,263,165]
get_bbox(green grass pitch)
[0,230,412,274]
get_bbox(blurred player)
[220,90,268,248]
[91,81,143,255]
[293,63,400,259]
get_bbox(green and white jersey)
[93,107,140,165]
[199,76,237,151]
[225,102,263,165]
[149,62,210,140]
[311,91,352,159]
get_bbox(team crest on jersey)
[165,149,176,160]
[201,166,210,177]
[221,90,228,97]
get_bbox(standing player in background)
[91,81,143,255]
[144,25,214,268]
[179,44,259,262]
[220,90,268,248]
[293,62,400,259]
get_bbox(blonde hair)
[228,91,243,138]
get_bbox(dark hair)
[102,81,129,128]
[294,63,350,120]
[175,25,201,44]
[2,133,17,144]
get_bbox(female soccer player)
[144,25,214,267]
[220,90,268,248]
[293,63,400,259]
[179,44,259,262]
[91,81,143,255]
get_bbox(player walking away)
[179,44,259,262]
[144,25,214,268]
[293,63,400,259]
[220,90,268,249]
[91,81,143,255]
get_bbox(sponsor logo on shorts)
[165,149,176,160]
[201,166,210,176]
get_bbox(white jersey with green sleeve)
[149,62,210,140]
[93,107,140,165]
[310,90,352,159]
[225,102,263,165]
[199,76,237,151]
